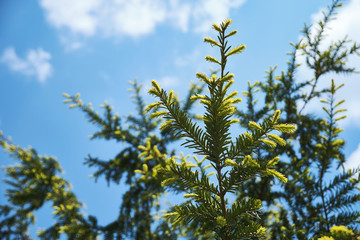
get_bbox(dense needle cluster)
[1,1,360,239]
[145,19,295,239]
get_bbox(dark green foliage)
[61,79,204,239]
[0,80,203,240]
[0,133,97,240]
[275,81,360,239]
[1,0,360,239]
[145,19,295,239]
[232,0,360,239]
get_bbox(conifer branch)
[148,81,211,156]
[146,19,295,239]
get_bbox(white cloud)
[0,47,53,83]
[40,0,100,36]
[102,0,167,38]
[310,0,360,47]
[192,0,245,33]
[297,0,360,127]
[39,0,246,49]
[157,76,180,88]
[346,143,360,170]
[167,0,191,32]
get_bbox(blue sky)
[1,0,360,237]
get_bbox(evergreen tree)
[232,0,360,239]
[143,19,295,239]
[0,79,204,239]
[61,79,203,239]
[1,1,360,239]
[0,132,97,239]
